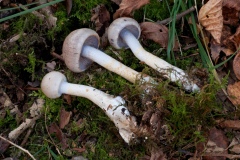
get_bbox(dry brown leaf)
[210,42,221,64]
[221,25,235,52]
[48,122,68,149]
[219,120,240,130]
[221,47,235,57]
[111,0,121,5]
[0,137,10,153]
[230,144,240,154]
[222,0,240,26]
[65,0,72,16]
[198,0,223,44]
[140,22,180,50]
[140,22,168,48]
[45,61,56,72]
[113,0,149,19]
[227,82,240,106]
[91,4,110,36]
[150,147,167,160]
[229,26,240,49]
[63,94,72,105]
[228,137,240,149]
[233,52,240,80]
[203,128,228,160]
[59,107,72,129]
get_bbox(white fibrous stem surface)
[82,45,139,84]
[60,82,137,143]
[120,29,200,92]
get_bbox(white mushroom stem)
[120,29,200,92]
[41,71,137,143]
[82,45,153,84]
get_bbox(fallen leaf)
[210,41,221,64]
[63,94,72,105]
[221,25,235,52]
[59,107,72,129]
[219,120,240,130]
[113,0,149,19]
[65,0,72,16]
[150,147,167,160]
[45,61,56,72]
[111,0,121,5]
[198,0,223,43]
[222,0,240,27]
[39,0,57,28]
[9,33,27,43]
[0,89,14,109]
[230,144,240,154]
[203,128,228,160]
[140,22,169,49]
[228,137,240,149]
[29,99,44,117]
[141,109,154,122]
[233,53,240,80]
[229,26,240,49]
[27,81,40,87]
[91,4,110,36]
[0,138,10,153]
[48,122,68,149]
[227,82,240,106]
[16,89,24,102]
[221,47,234,57]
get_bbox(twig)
[203,153,240,159]
[51,51,64,61]
[156,6,196,25]
[20,123,35,147]
[0,135,36,160]
[0,66,27,95]
[44,105,62,155]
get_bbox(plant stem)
[0,0,64,23]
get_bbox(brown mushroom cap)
[62,28,100,72]
[108,17,141,49]
[41,71,66,99]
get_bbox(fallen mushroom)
[41,71,137,143]
[62,28,154,84]
[108,17,200,92]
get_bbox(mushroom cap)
[62,28,100,72]
[108,17,141,49]
[41,71,67,99]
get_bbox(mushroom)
[108,17,200,92]
[62,28,154,84]
[41,71,137,143]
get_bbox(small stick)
[20,122,35,147]
[51,51,64,61]
[0,135,36,160]
[156,6,196,25]
[0,66,27,95]
[44,105,62,155]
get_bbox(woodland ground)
[0,0,240,160]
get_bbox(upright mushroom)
[62,28,154,84]
[108,17,200,92]
[41,71,137,143]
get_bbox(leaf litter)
[1,0,240,159]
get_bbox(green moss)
[0,110,17,129]
[158,73,225,149]
[134,0,170,21]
